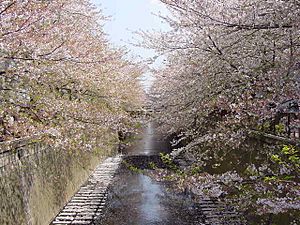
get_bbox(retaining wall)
[0,133,117,225]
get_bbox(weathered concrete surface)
[0,134,117,225]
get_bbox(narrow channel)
[96,122,201,225]
[125,121,171,156]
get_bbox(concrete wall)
[0,134,117,225]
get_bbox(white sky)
[91,0,170,91]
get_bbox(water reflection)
[97,122,200,225]
[125,122,171,155]
[139,174,165,224]
[97,168,201,225]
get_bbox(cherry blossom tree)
[143,0,300,150]
[142,0,300,218]
[0,0,143,150]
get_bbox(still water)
[97,122,202,225]
[125,122,171,156]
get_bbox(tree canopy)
[0,0,143,150]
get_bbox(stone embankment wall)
[0,133,117,225]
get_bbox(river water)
[96,122,203,225]
[125,122,171,156]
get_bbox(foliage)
[271,145,300,177]
[150,164,300,220]
[160,152,183,175]
[148,161,157,170]
[123,161,143,174]
[0,0,143,151]
[275,123,285,135]
[142,0,300,220]
[141,0,300,153]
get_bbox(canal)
[96,122,204,225]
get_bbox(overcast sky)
[90,0,170,91]
[91,0,169,58]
